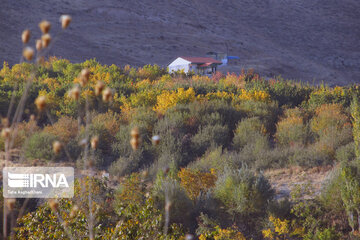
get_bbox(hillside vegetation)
[2,58,360,239]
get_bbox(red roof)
[181,57,222,64]
[199,63,213,67]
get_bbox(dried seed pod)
[35,96,47,111]
[60,15,72,29]
[30,114,36,121]
[91,136,99,149]
[39,20,51,34]
[79,138,87,147]
[79,68,90,86]
[185,234,194,240]
[1,118,9,127]
[49,199,59,211]
[21,29,31,44]
[53,141,62,154]
[130,137,140,150]
[102,87,113,102]
[142,170,148,178]
[69,85,80,100]
[1,128,11,139]
[70,205,79,218]
[151,135,160,145]
[130,127,140,139]
[86,158,95,168]
[5,198,16,210]
[41,34,51,48]
[23,47,34,61]
[163,166,170,175]
[95,81,105,96]
[35,39,42,51]
[165,201,171,211]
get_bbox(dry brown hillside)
[1,0,360,84]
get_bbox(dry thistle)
[79,68,90,86]
[30,114,36,121]
[60,15,72,29]
[130,137,140,150]
[70,205,79,218]
[1,118,9,127]
[69,85,80,100]
[23,47,34,61]
[79,138,87,147]
[151,135,161,145]
[5,198,16,210]
[102,87,113,102]
[35,95,47,111]
[91,136,99,149]
[41,34,51,48]
[130,127,140,139]
[95,81,105,96]
[185,234,194,240]
[48,199,59,211]
[87,158,95,168]
[165,201,171,211]
[36,39,43,51]
[21,29,31,44]
[39,20,51,34]
[53,141,62,154]
[1,128,11,139]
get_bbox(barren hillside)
[1,0,360,84]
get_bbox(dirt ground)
[264,165,335,199]
[1,0,360,85]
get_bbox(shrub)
[152,176,195,230]
[109,148,153,176]
[24,131,59,161]
[154,87,196,114]
[44,116,78,143]
[335,142,355,163]
[233,117,266,150]
[188,147,243,174]
[351,96,360,161]
[289,146,331,167]
[235,100,279,133]
[275,108,312,147]
[214,168,274,216]
[308,86,350,108]
[178,168,217,201]
[310,104,350,138]
[192,124,230,156]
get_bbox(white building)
[168,57,222,75]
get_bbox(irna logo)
[3,167,74,198]
[7,172,69,188]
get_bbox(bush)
[275,108,312,147]
[44,116,78,143]
[188,147,243,174]
[109,148,153,176]
[335,142,355,163]
[24,132,59,161]
[289,146,331,167]
[214,168,274,216]
[192,124,230,156]
[310,104,350,138]
[236,100,279,134]
[233,117,266,150]
[152,176,195,230]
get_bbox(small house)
[168,57,222,75]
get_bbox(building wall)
[168,57,191,73]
